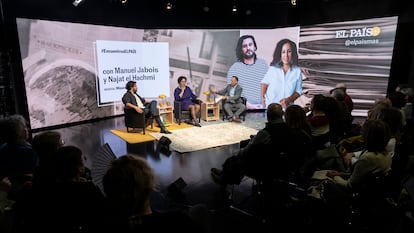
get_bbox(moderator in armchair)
[221,96,247,121]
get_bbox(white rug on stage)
[150,122,258,153]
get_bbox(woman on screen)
[261,39,302,109]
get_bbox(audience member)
[0,114,38,201]
[211,75,246,123]
[261,38,302,109]
[395,84,413,126]
[324,96,347,144]
[284,104,315,185]
[101,155,205,232]
[122,81,172,134]
[173,76,203,127]
[330,82,354,113]
[327,119,392,189]
[307,94,330,150]
[227,35,268,109]
[342,107,402,166]
[367,97,392,120]
[0,177,15,233]
[331,87,353,135]
[387,90,407,127]
[31,131,65,187]
[21,145,104,233]
[308,119,392,233]
[210,103,312,187]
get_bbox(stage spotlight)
[166,2,173,11]
[72,0,84,7]
[120,0,128,5]
[291,0,297,6]
[203,1,210,13]
[232,5,237,13]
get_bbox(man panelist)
[122,81,172,134]
[212,76,246,123]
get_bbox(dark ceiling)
[3,0,413,29]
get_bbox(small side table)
[156,105,173,127]
[201,102,220,121]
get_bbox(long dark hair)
[269,38,298,67]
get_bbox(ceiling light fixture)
[232,0,238,13]
[203,0,210,13]
[72,0,84,7]
[166,2,173,11]
[291,0,297,6]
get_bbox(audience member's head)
[32,131,64,164]
[103,155,155,218]
[362,119,391,154]
[331,88,346,101]
[387,91,407,109]
[377,107,403,140]
[266,103,284,122]
[310,94,326,112]
[0,114,29,144]
[368,98,392,120]
[336,82,347,91]
[55,145,85,182]
[285,104,310,132]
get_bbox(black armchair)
[173,100,201,125]
[221,96,247,121]
[124,107,152,134]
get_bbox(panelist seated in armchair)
[174,76,203,127]
[211,75,246,123]
[122,81,171,134]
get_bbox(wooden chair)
[221,96,247,121]
[124,107,152,134]
[173,100,201,125]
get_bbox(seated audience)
[395,84,413,126]
[330,87,353,137]
[0,114,38,201]
[211,75,246,123]
[328,119,392,188]
[306,94,330,149]
[20,145,104,233]
[330,82,354,113]
[387,90,408,127]
[122,80,172,134]
[324,96,347,144]
[284,104,315,185]
[342,106,402,166]
[31,131,65,187]
[210,103,313,187]
[101,155,205,232]
[174,76,203,127]
[308,119,393,233]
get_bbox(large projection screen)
[16,16,397,130]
